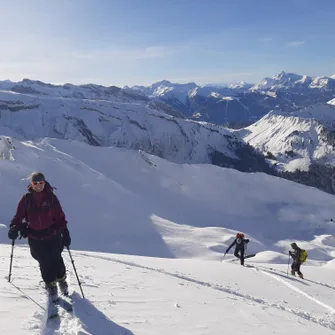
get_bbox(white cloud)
[287,41,305,47]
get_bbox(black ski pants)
[28,233,66,284]
[234,246,245,265]
[291,261,302,275]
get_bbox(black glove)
[289,251,292,256]
[62,228,71,247]
[20,223,29,238]
[8,226,19,240]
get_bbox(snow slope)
[0,136,335,259]
[2,246,335,335]
[238,103,335,171]
[0,136,335,334]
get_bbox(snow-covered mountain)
[2,73,334,133]
[2,77,335,193]
[237,103,335,172]
[130,80,288,128]
[250,71,313,91]
[0,86,271,173]
[130,72,335,128]
[250,71,335,92]
[1,136,335,334]
[0,79,186,119]
[129,80,197,102]
[0,78,152,103]
[227,80,254,90]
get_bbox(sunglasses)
[32,181,45,185]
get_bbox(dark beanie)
[31,172,45,182]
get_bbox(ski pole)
[287,253,290,276]
[8,239,15,283]
[66,246,85,299]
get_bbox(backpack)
[299,250,308,263]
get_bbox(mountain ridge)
[128,70,335,127]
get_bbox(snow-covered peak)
[227,81,253,90]
[129,80,198,104]
[131,80,197,96]
[295,75,311,84]
[152,85,174,97]
[238,103,335,172]
[250,71,335,92]
[188,86,213,98]
[250,71,313,91]
[328,98,335,105]
[250,77,277,91]
[148,80,198,91]
[272,70,302,82]
[331,73,335,79]
[309,76,335,90]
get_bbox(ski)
[46,295,73,320]
[58,295,73,312]
[47,299,60,319]
[225,253,257,262]
[244,254,256,259]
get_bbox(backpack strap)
[24,193,31,223]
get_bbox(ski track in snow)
[253,265,335,292]
[37,294,81,335]
[41,308,79,335]
[78,252,335,332]
[35,291,133,335]
[257,268,335,314]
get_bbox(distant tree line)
[278,164,335,195]
[210,143,277,175]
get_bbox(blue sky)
[0,0,334,86]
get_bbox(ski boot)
[298,273,304,279]
[57,275,69,296]
[46,281,58,302]
[291,270,296,276]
